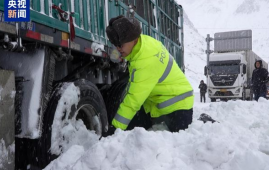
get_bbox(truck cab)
[205,30,268,102]
[205,52,249,101]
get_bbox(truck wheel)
[249,89,254,101]
[242,88,246,101]
[103,77,152,130]
[220,98,228,102]
[37,79,108,168]
[210,98,216,102]
[104,78,128,123]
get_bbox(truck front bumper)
[208,87,243,98]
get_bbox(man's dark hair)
[254,60,263,69]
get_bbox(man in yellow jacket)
[104,16,194,135]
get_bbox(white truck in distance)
[205,30,268,102]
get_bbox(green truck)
[0,0,184,169]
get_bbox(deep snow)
[44,94,269,170]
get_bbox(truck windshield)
[210,65,240,75]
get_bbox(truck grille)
[210,75,238,86]
[214,91,234,96]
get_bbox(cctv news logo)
[4,0,30,22]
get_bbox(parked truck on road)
[0,0,184,169]
[205,30,268,102]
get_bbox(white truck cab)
[205,30,268,102]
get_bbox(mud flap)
[0,69,15,170]
[0,48,53,138]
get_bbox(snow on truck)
[205,30,268,102]
[0,0,184,169]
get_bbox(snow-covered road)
[44,93,269,170]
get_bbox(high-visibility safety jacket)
[112,34,194,130]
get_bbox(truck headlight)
[208,89,212,93]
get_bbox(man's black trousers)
[127,108,193,132]
[200,92,206,103]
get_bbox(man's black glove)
[102,126,116,138]
[198,113,218,123]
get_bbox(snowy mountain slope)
[176,0,269,64]
[44,96,269,170]
[183,12,207,91]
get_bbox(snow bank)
[45,96,269,170]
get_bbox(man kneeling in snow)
[103,16,194,137]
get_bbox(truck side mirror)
[243,64,246,74]
[204,66,207,76]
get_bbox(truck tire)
[104,77,128,123]
[103,76,152,130]
[37,79,108,168]
[210,98,216,102]
[220,98,228,102]
[242,88,246,101]
[249,89,254,101]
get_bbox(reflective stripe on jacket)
[112,34,194,130]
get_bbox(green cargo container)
[0,0,184,67]
[0,0,184,169]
